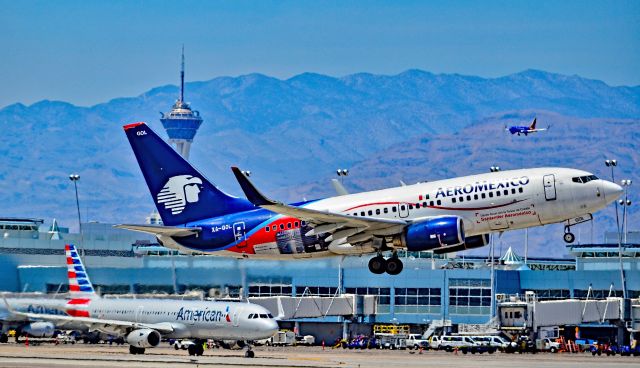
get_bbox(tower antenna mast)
[180,45,185,103]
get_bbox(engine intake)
[23,322,55,338]
[126,329,161,348]
[398,216,465,252]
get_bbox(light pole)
[620,179,632,244]
[488,166,499,319]
[69,174,83,255]
[336,169,349,184]
[604,159,626,299]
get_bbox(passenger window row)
[451,187,523,204]
[350,200,443,217]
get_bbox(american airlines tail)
[123,122,254,226]
[65,244,97,317]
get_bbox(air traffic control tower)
[160,48,203,160]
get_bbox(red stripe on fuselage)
[343,201,400,212]
[343,199,525,213]
[67,309,90,317]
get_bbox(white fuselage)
[313,167,614,235]
[214,167,620,259]
[83,298,278,340]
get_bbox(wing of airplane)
[231,167,407,245]
[6,307,176,335]
[114,224,201,237]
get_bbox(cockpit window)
[259,314,269,319]
[572,175,599,184]
[267,313,274,318]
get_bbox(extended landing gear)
[188,341,205,356]
[368,253,403,275]
[129,345,146,355]
[563,231,575,244]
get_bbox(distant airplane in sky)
[117,122,622,276]
[505,118,550,136]
[5,244,278,357]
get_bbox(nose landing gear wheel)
[385,257,403,275]
[368,256,387,274]
[563,232,575,243]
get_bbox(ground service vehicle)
[407,333,429,350]
[437,335,479,352]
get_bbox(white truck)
[536,338,561,353]
[406,334,430,350]
[266,330,296,346]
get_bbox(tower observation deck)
[160,47,203,160]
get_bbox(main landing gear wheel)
[129,346,146,354]
[563,232,575,243]
[188,343,204,356]
[244,343,255,358]
[386,257,403,275]
[368,256,387,274]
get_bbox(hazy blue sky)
[1,0,638,107]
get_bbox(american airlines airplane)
[6,244,278,357]
[118,122,623,276]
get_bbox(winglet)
[2,294,15,314]
[230,167,277,206]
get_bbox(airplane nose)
[602,181,623,203]
[266,319,278,334]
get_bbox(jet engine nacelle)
[22,322,55,338]
[396,216,464,252]
[433,234,489,254]
[126,329,161,348]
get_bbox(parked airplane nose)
[265,319,278,335]
[602,181,623,203]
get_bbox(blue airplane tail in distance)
[123,122,254,226]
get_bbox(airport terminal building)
[1,217,639,329]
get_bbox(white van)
[437,336,478,351]
[473,336,513,349]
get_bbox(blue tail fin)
[123,122,254,225]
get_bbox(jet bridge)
[498,291,624,335]
[249,293,376,319]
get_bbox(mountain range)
[0,69,638,257]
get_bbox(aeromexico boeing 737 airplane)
[118,122,623,276]
[6,244,278,357]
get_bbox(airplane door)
[232,307,242,327]
[398,203,410,218]
[543,174,556,201]
[233,222,247,248]
[135,306,144,323]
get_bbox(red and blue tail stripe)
[65,244,96,297]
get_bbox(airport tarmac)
[0,343,638,368]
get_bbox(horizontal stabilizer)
[114,224,201,237]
